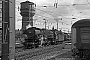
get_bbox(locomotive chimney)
[20,1,35,31]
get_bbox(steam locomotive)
[21,27,65,48]
[21,27,55,48]
[22,27,41,48]
[71,19,90,59]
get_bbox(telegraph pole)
[43,19,46,29]
[57,20,58,30]
[54,18,58,30]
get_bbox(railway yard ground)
[15,41,74,60]
[48,50,74,60]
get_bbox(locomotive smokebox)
[20,1,35,31]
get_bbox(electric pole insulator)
[54,3,55,7]
[61,18,62,20]
[35,4,36,7]
[56,3,57,8]
[54,3,58,8]
[18,6,19,11]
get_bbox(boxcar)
[71,19,90,59]
[55,30,64,44]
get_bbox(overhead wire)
[16,9,70,26]
[35,8,56,17]
[35,13,70,25]
[16,0,82,26]
[15,0,88,17]
[35,8,71,25]
[16,2,88,19]
[35,8,62,17]
[16,12,70,26]
[15,1,62,17]
[15,1,73,17]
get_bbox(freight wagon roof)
[72,19,90,28]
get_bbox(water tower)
[20,1,35,31]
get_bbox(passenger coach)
[71,19,90,59]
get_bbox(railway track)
[48,50,75,60]
[15,44,64,60]
[15,43,63,53]
[30,49,71,60]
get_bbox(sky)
[16,0,90,32]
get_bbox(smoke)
[26,24,32,29]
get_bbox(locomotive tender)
[71,19,90,59]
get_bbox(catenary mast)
[1,0,15,60]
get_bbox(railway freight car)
[41,29,64,45]
[64,33,71,41]
[55,30,64,44]
[71,19,90,59]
